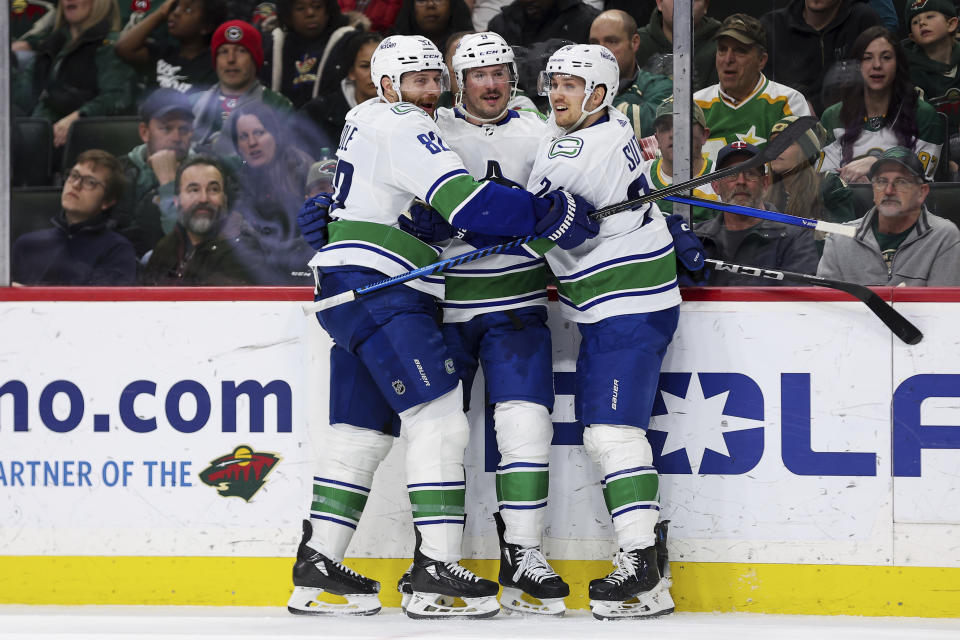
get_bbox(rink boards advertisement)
[1,289,959,615]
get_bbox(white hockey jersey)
[309,98,547,297]
[434,107,550,322]
[526,108,681,323]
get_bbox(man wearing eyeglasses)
[11,150,138,286]
[693,140,818,285]
[818,146,960,286]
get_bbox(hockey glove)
[536,190,599,250]
[399,201,455,243]
[456,228,513,248]
[297,192,333,250]
[665,213,704,272]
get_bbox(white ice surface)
[1,607,959,640]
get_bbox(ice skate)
[588,545,675,620]
[287,520,382,616]
[494,512,568,616]
[403,531,500,619]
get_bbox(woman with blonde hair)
[767,115,855,253]
[26,0,136,147]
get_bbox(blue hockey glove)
[456,228,513,248]
[536,190,599,250]
[665,213,704,272]
[297,192,333,250]
[399,201,455,243]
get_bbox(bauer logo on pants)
[199,446,279,501]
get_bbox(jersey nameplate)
[548,136,584,159]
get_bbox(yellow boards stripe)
[0,557,958,617]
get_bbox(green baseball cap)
[866,146,928,182]
[905,0,957,25]
[653,96,707,129]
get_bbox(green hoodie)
[903,38,960,130]
[114,143,192,257]
[635,10,720,92]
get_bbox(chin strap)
[454,104,509,124]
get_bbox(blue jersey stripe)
[313,476,371,493]
[498,502,548,511]
[310,514,358,529]
[497,461,549,471]
[611,504,660,518]
[440,292,547,310]
[602,466,658,484]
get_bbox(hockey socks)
[583,424,659,549]
[401,385,469,562]
[493,401,552,547]
[306,423,393,561]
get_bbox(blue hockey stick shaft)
[664,195,856,237]
[302,234,539,313]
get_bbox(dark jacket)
[234,148,316,284]
[635,10,720,92]
[142,211,268,285]
[694,213,820,286]
[115,143,193,257]
[11,211,138,285]
[30,20,136,121]
[487,0,599,48]
[904,38,960,130]
[760,0,880,115]
[261,12,350,109]
[300,84,352,149]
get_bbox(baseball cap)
[716,141,762,170]
[866,146,928,182]
[139,88,194,123]
[653,96,707,129]
[905,0,957,25]
[770,115,826,165]
[211,20,264,70]
[306,159,337,191]
[716,13,767,50]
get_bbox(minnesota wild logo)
[199,445,279,501]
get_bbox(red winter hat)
[210,20,264,70]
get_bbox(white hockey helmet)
[538,44,619,129]
[451,32,518,91]
[370,35,449,102]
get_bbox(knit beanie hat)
[211,20,264,70]
[770,115,826,165]
[905,0,957,26]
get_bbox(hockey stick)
[592,115,821,221]
[664,195,856,237]
[302,235,540,313]
[704,259,923,345]
[302,117,821,314]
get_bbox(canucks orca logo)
[648,373,765,475]
[199,445,279,501]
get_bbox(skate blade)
[287,586,381,616]
[403,593,500,619]
[499,587,566,617]
[589,580,674,620]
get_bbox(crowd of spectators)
[8,0,960,286]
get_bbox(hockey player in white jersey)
[287,34,598,620]
[527,44,680,619]
[400,31,570,616]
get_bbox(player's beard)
[180,201,225,236]
[464,89,508,121]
